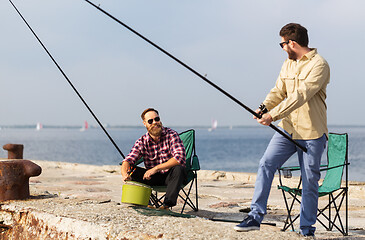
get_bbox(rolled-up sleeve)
[121,139,142,165]
[170,132,186,166]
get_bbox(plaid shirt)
[123,127,186,173]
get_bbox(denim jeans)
[248,129,326,235]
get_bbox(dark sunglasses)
[147,117,160,124]
[279,40,290,48]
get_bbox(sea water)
[0,126,363,181]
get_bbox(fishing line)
[84,0,307,152]
[9,0,126,159]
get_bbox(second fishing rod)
[84,0,307,152]
[9,0,126,159]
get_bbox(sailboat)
[80,121,89,131]
[208,119,218,132]
[36,122,42,131]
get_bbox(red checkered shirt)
[123,127,186,173]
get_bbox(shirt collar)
[300,48,317,61]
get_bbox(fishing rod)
[9,0,126,159]
[84,0,307,153]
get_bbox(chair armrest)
[135,158,144,166]
[278,164,327,179]
[279,164,328,172]
[319,163,349,172]
[190,155,200,171]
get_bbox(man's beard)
[147,122,163,138]
[287,47,297,60]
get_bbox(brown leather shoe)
[158,205,170,211]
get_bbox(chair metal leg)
[280,176,302,232]
[180,178,198,214]
[195,172,199,210]
[281,189,293,231]
[345,187,348,236]
[329,194,332,230]
[317,189,347,235]
[281,190,301,231]
[149,191,161,207]
[331,191,346,234]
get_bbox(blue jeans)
[248,130,326,235]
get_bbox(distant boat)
[80,121,89,131]
[208,119,218,132]
[36,122,42,131]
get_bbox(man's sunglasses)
[279,40,290,48]
[147,117,160,124]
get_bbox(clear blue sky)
[1,0,364,127]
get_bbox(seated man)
[120,108,186,209]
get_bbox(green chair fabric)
[318,134,347,196]
[277,133,349,235]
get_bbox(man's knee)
[167,165,187,182]
[258,158,278,173]
[171,165,186,175]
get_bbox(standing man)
[234,23,330,237]
[121,108,186,209]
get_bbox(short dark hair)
[141,108,159,120]
[280,23,309,47]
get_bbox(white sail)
[208,119,218,132]
[36,122,42,131]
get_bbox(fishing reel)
[258,103,268,118]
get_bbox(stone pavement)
[1,160,364,239]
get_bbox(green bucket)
[121,181,152,206]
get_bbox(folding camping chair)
[277,133,349,235]
[136,129,200,214]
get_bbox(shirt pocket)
[298,71,309,82]
[160,145,171,158]
[282,77,295,93]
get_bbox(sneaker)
[300,227,315,237]
[234,216,260,232]
[301,231,315,237]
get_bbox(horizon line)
[0,124,364,129]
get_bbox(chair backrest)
[179,130,194,164]
[318,133,348,194]
[179,129,200,184]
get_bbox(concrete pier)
[0,160,364,239]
